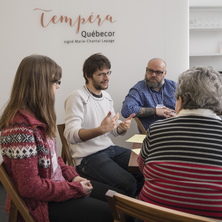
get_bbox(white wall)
[0,0,189,152]
[190,0,222,6]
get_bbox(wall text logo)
[34,9,117,34]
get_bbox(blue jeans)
[76,145,140,197]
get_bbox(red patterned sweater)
[0,110,85,222]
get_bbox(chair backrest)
[105,189,219,222]
[57,124,74,167]
[134,117,146,134]
[0,162,35,222]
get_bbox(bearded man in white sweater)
[64,53,143,197]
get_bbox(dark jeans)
[76,145,144,197]
[48,196,113,222]
[48,180,134,222]
[90,179,128,201]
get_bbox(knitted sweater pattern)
[0,110,84,222]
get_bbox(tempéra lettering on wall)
[34,8,117,44]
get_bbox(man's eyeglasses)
[146,68,165,76]
[94,71,112,77]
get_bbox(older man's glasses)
[146,68,165,76]
[94,71,112,77]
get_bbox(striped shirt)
[138,112,222,220]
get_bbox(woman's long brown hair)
[0,54,62,138]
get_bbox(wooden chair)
[105,189,219,222]
[57,124,74,167]
[134,117,146,135]
[0,162,35,222]
[132,117,146,150]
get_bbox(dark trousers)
[76,145,144,197]
[48,196,113,222]
[48,179,137,222]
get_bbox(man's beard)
[92,78,108,90]
[145,77,164,89]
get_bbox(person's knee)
[121,175,137,197]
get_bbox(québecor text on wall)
[34,8,116,45]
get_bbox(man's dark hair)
[83,53,111,84]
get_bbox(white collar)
[177,109,221,120]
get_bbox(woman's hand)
[80,180,93,196]
[72,176,93,196]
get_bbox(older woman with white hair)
[138,66,222,220]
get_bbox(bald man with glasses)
[121,58,176,133]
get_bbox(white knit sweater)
[64,85,122,166]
